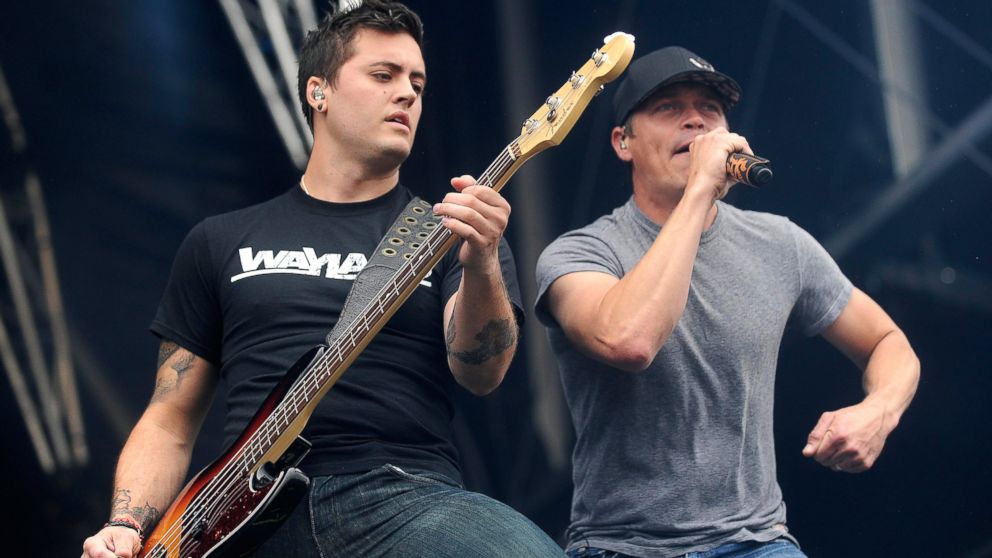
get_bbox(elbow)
[594,332,662,372]
[450,360,508,396]
[458,375,504,397]
[464,379,501,397]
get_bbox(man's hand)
[81,526,141,558]
[802,399,891,473]
[433,175,510,275]
[686,127,753,201]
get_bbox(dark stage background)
[0,1,990,556]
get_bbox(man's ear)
[611,126,632,162]
[307,76,327,112]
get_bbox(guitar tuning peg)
[569,71,585,89]
[594,84,605,97]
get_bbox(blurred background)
[1,0,990,555]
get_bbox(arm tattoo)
[151,341,196,403]
[445,303,458,351]
[157,341,180,369]
[110,488,161,531]
[449,318,517,366]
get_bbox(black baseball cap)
[613,46,742,125]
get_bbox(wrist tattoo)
[449,318,516,366]
[110,488,160,531]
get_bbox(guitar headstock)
[515,32,635,160]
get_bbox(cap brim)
[620,70,742,124]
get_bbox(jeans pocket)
[382,464,461,487]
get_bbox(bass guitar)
[138,32,635,558]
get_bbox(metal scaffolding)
[0,64,87,473]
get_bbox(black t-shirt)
[151,184,522,482]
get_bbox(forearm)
[588,191,712,368]
[860,329,920,432]
[446,267,518,395]
[109,409,197,531]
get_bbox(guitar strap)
[325,196,441,346]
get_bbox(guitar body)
[139,348,321,558]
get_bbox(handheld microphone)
[726,153,773,187]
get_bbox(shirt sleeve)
[149,221,223,365]
[789,223,853,336]
[534,230,621,327]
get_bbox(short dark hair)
[297,0,424,128]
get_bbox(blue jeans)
[566,539,806,558]
[253,464,565,557]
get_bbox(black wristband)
[105,518,144,542]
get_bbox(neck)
[301,139,403,203]
[632,180,718,229]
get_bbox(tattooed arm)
[434,175,519,396]
[443,280,518,396]
[81,341,217,558]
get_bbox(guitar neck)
[237,139,526,468]
[299,139,524,395]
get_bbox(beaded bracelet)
[105,517,144,543]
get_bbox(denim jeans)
[253,464,565,557]
[566,539,806,558]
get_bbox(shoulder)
[715,202,809,247]
[540,204,630,261]
[718,202,793,232]
[201,189,294,231]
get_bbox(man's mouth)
[386,112,410,129]
[673,142,692,155]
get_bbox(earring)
[317,103,325,112]
[313,86,325,100]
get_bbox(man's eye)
[702,103,721,113]
[655,103,676,112]
[372,72,391,81]
[412,83,425,95]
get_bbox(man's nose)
[394,81,417,107]
[681,109,706,130]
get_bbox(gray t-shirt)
[535,198,852,558]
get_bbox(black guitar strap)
[325,196,442,347]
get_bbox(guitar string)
[146,57,602,553]
[146,175,484,556]
[145,146,519,556]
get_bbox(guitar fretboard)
[237,139,523,471]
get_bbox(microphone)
[726,153,773,187]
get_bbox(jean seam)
[307,481,327,558]
[383,463,455,487]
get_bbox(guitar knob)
[569,71,585,89]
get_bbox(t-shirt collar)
[625,196,724,244]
